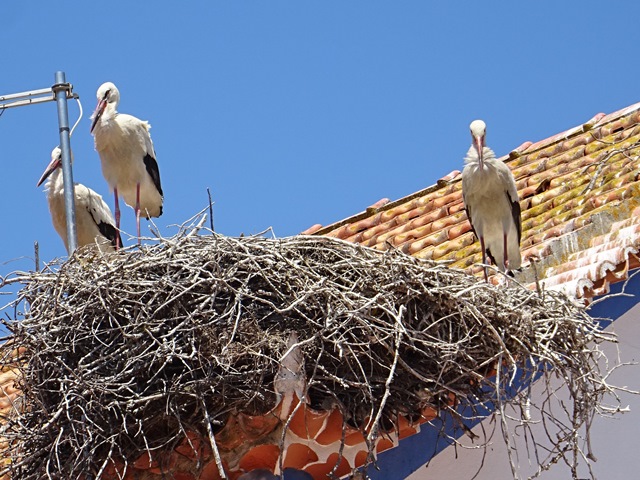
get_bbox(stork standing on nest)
[38,146,122,253]
[90,81,163,246]
[461,120,521,281]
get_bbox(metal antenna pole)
[52,71,78,253]
[0,74,79,255]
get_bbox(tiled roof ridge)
[306,101,640,237]
[307,181,447,237]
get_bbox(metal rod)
[0,95,56,110]
[0,86,78,110]
[0,87,52,102]
[53,71,78,253]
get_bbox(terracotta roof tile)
[309,101,640,301]
[0,346,23,480]
[301,224,323,235]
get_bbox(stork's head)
[37,147,76,187]
[90,82,120,133]
[37,147,63,187]
[469,119,487,168]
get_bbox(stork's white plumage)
[90,82,163,246]
[37,147,122,253]
[461,120,521,281]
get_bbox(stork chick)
[461,120,521,281]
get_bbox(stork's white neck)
[105,103,119,120]
[94,104,118,131]
[45,167,64,198]
[464,145,497,166]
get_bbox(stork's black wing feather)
[485,247,498,266]
[143,153,163,197]
[88,209,122,249]
[465,205,479,241]
[507,191,522,245]
[97,221,122,250]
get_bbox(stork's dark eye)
[103,89,111,100]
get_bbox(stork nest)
[0,224,620,479]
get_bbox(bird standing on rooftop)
[90,82,163,247]
[37,146,122,253]
[461,120,521,281]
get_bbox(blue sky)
[2,2,640,297]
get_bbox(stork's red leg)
[114,187,121,250]
[135,182,141,244]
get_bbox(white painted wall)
[408,302,640,479]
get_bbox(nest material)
[0,228,618,479]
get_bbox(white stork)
[90,82,163,246]
[37,146,122,253]
[461,120,521,281]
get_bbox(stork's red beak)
[473,134,485,168]
[90,98,107,133]
[37,153,62,187]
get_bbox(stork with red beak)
[90,82,163,246]
[461,120,521,281]
[38,146,121,253]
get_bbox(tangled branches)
[0,229,619,479]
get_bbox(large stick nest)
[0,226,618,479]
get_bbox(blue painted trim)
[364,364,544,479]
[587,270,640,320]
